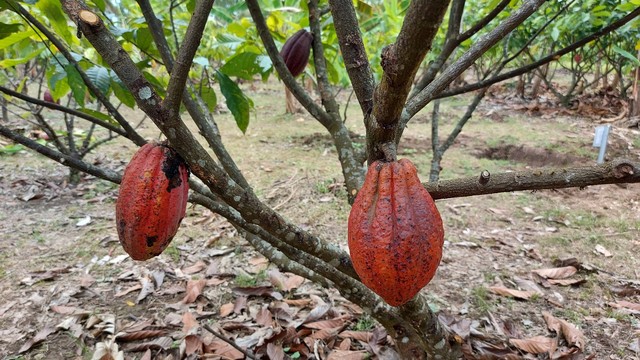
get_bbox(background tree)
[1,0,639,357]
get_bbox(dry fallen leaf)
[182,311,199,335]
[532,266,577,279]
[182,279,206,304]
[609,300,640,313]
[327,350,369,360]
[19,326,57,353]
[594,244,612,257]
[184,334,203,355]
[489,286,535,300]
[219,302,234,317]
[547,278,586,287]
[542,312,586,349]
[510,336,557,354]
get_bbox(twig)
[436,6,640,99]
[202,323,257,360]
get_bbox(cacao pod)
[43,89,58,104]
[280,29,313,77]
[348,159,444,306]
[116,142,190,260]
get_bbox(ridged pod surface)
[116,143,189,260]
[280,29,313,77]
[348,159,444,306]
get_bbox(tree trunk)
[1,97,7,122]
[631,50,640,118]
[285,86,300,114]
[516,75,525,98]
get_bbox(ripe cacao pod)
[43,89,58,104]
[348,159,444,306]
[116,142,189,260]
[280,29,313,77]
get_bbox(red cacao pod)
[348,159,444,306]
[43,89,58,104]
[116,142,189,260]
[280,29,313,77]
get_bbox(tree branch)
[245,0,334,128]
[426,158,640,200]
[0,85,129,137]
[404,0,546,122]
[367,0,451,163]
[14,3,146,146]
[458,0,510,41]
[163,0,214,117]
[0,123,121,183]
[327,0,374,116]
[436,6,640,99]
[137,0,251,190]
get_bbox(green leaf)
[86,66,111,96]
[0,22,22,39]
[65,64,86,107]
[220,52,264,81]
[199,85,217,113]
[36,0,74,44]
[612,45,640,66]
[216,70,252,133]
[0,47,43,68]
[0,28,34,50]
[211,7,235,23]
[110,71,136,108]
[89,0,106,12]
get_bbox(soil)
[1,82,640,359]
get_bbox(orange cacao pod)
[348,159,444,306]
[116,142,189,260]
[280,29,313,77]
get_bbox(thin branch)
[308,0,340,119]
[405,0,546,122]
[13,3,146,146]
[328,0,374,116]
[458,0,510,41]
[245,0,335,128]
[0,85,129,137]
[202,324,258,360]
[137,0,251,190]
[437,6,640,99]
[0,123,121,183]
[410,0,465,99]
[163,0,214,117]
[426,158,640,200]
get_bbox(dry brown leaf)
[594,244,612,257]
[232,286,283,300]
[284,274,305,291]
[548,278,586,286]
[18,326,57,353]
[338,331,372,342]
[510,336,557,354]
[489,286,535,300]
[304,316,349,330]
[284,298,313,307]
[310,326,341,340]
[182,260,207,275]
[327,350,369,360]
[184,334,203,355]
[140,349,151,360]
[182,311,199,334]
[339,338,352,350]
[609,300,640,312]
[532,266,577,279]
[610,285,640,297]
[114,284,142,297]
[255,306,273,327]
[182,279,206,304]
[207,339,247,359]
[233,296,248,314]
[266,342,285,360]
[542,312,586,349]
[219,302,234,317]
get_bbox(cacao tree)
[1,0,640,358]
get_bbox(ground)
[0,81,639,359]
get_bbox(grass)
[471,286,493,314]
